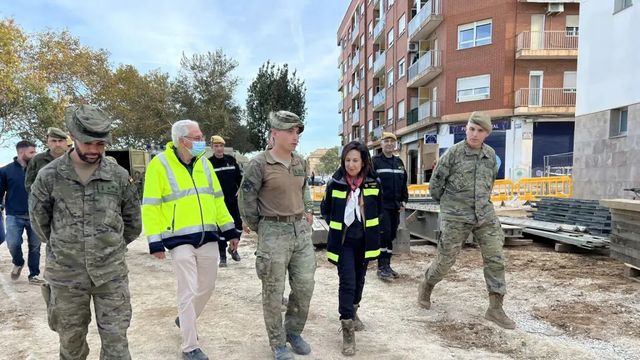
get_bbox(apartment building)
[337,0,580,184]
[572,0,639,199]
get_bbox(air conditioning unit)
[547,3,564,14]
[408,42,419,52]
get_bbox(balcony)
[399,101,441,136]
[408,0,443,42]
[351,50,360,68]
[352,109,362,125]
[373,52,385,77]
[516,31,578,59]
[338,123,343,135]
[351,23,359,45]
[514,88,576,115]
[373,89,386,111]
[348,111,353,123]
[373,19,385,44]
[338,74,343,90]
[351,82,360,99]
[407,50,442,88]
[338,99,343,113]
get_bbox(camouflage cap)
[468,111,492,133]
[65,105,114,144]
[46,127,68,139]
[211,135,225,144]
[269,110,304,133]
[381,132,397,141]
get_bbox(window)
[387,28,394,47]
[458,19,492,49]
[387,106,394,125]
[563,71,577,92]
[614,0,633,13]
[610,108,628,137]
[368,87,373,103]
[360,66,365,79]
[398,58,406,78]
[360,34,365,46]
[398,100,405,119]
[388,69,394,87]
[368,21,373,37]
[456,74,491,102]
[368,54,373,69]
[389,0,395,8]
[398,14,406,35]
[565,15,579,36]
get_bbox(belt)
[261,214,304,223]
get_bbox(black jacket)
[372,153,408,209]
[0,158,29,216]
[209,154,243,225]
[321,169,382,265]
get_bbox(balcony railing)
[351,23,359,44]
[515,88,576,108]
[338,123,343,135]
[351,50,360,68]
[373,53,385,76]
[408,0,442,41]
[517,31,578,51]
[418,101,440,121]
[338,99,343,113]
[348,111,353,123]
[351,82,360,98]
[373,19,385,42]
[407,50,441,86]
[373,89,386,109]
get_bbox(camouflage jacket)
[429,140,498,225]
[25,150,56,192]
[239,150,312,231]
[29,153,142,287]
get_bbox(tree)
[246,61,306,150]
[317,147,340,176]
[171,51,253,152]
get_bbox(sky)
[0,0,347,164]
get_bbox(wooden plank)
[523,228,609,249]
[504,238,533,247]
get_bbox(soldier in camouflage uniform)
[239,111,316,360]
[25,127,69,192]
[417,111,516,329]
[29,105,142,359]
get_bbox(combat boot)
[286,334,311,355]
[341,319,356,356]
[272,345,294,360]
[219,257,227,268]
[484,293,516,329]
[376,258,393,282]
[418,281,433,309]
[353,304,365,331]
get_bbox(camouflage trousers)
[255,219,316,348]
[425,218,506,295]
[43,276,132,360]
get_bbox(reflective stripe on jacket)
[142,142,238,253]
[321,169,382,265]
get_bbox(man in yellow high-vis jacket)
[142,119,239,360]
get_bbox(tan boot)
[353,304,365,331]
[341,319,356,356]
[418,281,433,309]
[485,293,516,329]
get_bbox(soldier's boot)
[484,293,516,330]
[353,304,365,331]
[272,345,295,360]
[418,281,433,309]
[376,258,393,282]
[286,334,311,355]
[341,319,356,356]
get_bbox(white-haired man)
[142,120,239,360]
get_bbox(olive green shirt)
[239,150,312,230]
[25,150,56,192]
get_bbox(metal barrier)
[310,185,326,202]
[408,184,430,198]
[491,179,516,202]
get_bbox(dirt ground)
[1,234,639,360]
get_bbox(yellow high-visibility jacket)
[142,142,238,253]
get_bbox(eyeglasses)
[182,136,205,142]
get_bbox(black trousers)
[219,201,243,260]
[337,234,368,320]
[380,208,400,259]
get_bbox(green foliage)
[317,146,340,176]
[245,61,306,150]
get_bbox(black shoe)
[182,348,209,360]
[175,316,180,328]
[387,265,399,278]
[228,247,241,261]
[219,258,227,267]
[377,268,394,282]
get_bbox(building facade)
[573,0,639,199]
[338,0,580,184]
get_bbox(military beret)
[269,110,304,133]
[65,105,114,144]
[46,127,68,139]
[468,111,492,133]
[381,132,397,141]
[211,135,225,144]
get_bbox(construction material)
[522,228,609,250]
[311,216,329,246]
[532,198,611,235]
[499,217,587,233]
[600,199,640,269]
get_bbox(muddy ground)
[1,234,639,360]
